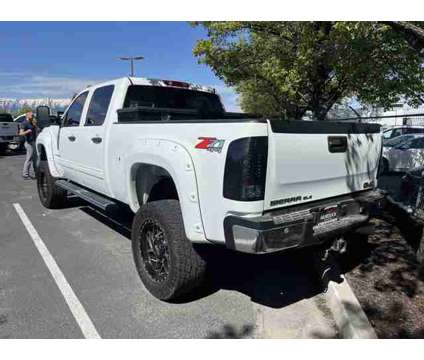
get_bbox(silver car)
[381,134,424,173]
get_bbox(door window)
[62,92,88,127]
[85,85,114,126]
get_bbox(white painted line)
[13,203,101,339]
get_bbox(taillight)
[223,137,268,201]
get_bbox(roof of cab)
[87,77,216,94]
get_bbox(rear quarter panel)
[107,121,268,243]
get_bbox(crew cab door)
[57,91,89,181]
[73,84,115,194]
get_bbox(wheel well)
[133,164,179,207]
[148,177,178,202]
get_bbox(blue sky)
[0,22,240,111]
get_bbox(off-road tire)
[36,161,67,209]
[131,200,206,301]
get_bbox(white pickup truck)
[0,113,19,154]
[36,77,383,300]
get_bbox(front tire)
[131,200,206,301]
[37,161,67,209]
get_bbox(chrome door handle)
[91,137,102,144]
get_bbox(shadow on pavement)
[337,217,424,338]
[0,148,26,158]
[206,324,255,339]
[76,203,323,310]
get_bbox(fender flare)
[124,139,207,243]
[36,128,63,178]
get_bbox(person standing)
[19,111,37,179]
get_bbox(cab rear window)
[123,85,224,115]
[0,114,13,122]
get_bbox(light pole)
[119,56,144,77]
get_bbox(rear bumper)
[224,190,384,254]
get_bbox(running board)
[55,180,116,210]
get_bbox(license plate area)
[318,205,339,224]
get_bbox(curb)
[324,274,377,339]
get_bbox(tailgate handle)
[91,137,102,144]
[328,136,347,153]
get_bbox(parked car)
[383,134,421,149]
[383,125,424,144]
[381,135,424,173]
[11,114,28,150]
[0,113,19,154]
[35,77,383,300]
[383,166,424,268]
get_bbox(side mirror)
[36,105,51,130]
[56,111,64,126]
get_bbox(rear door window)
[85,85,114,126]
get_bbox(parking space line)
[13,203,101,339]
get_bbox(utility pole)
[119,56,144,77]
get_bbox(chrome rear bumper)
[223,190,384,254]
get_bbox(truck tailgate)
[264,120,382,211]
[0,122,18,137]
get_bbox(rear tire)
[131,200,206,301]
[36,161,67,209]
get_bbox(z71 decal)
[195,137,225,153]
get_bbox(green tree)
[193,22,424,120]
[384,22,424,56]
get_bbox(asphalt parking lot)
[0,152,338,338]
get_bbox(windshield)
[0,113,13,123]
[123,85,225,115]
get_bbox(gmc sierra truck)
[36,77,383,300]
